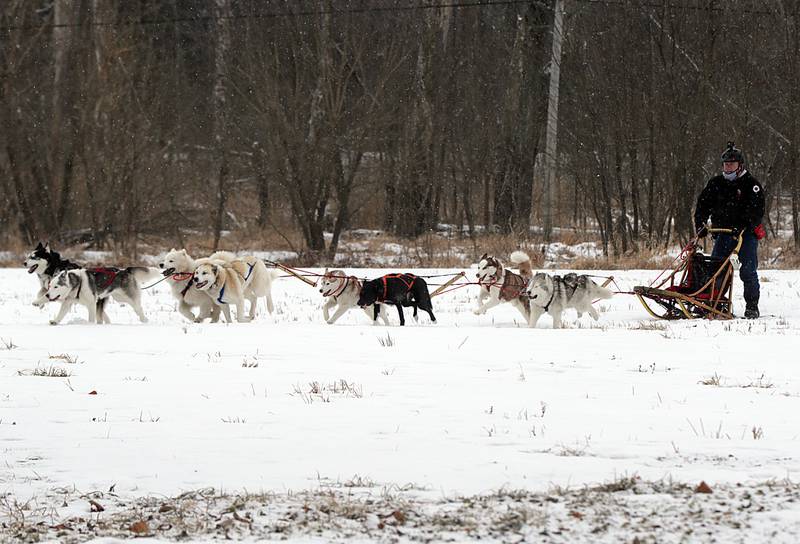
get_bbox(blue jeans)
[711,233,759,306]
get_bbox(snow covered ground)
[1,267,799,542]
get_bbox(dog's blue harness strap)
[217,285,226,304]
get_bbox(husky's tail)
[209,250,237,263]
[265,268,281,313]
[128,267,161,285]
[590,280,614,300]
[510,251,533,277]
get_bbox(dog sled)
[633,228,742,320]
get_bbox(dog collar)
[323,276,349,298]
[478,274,498,293]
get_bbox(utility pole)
[543,0,565,241]
[212,0,232,251]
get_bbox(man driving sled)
[694,142,766,319]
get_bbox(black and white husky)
[45,267,159,325]
[474,251,533,321]
[24,242,80,307]
[318,268,388,325]
[525,272,613,329]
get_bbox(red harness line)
[648,239,697,288]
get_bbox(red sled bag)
[754,224,767,240]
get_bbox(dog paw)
[49,320,58,326]
[473,308,484,315]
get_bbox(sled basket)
[633,229,742,320]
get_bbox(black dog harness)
[379,273,417,302]
[542,274,581,312]
[542,289,556,312]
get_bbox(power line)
[0,0,778,33]
[0,0,540,32]
[573,0,776,17]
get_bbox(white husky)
[318,268,388,325]
[193,257,278,323]
[525,272,613,329]
[474,251,533,321]
[159,249,240,322]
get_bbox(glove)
[754,223,767,240]
[695,225,708,239]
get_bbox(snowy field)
[1,266,800,543]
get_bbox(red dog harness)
[379,273,417,302]
[87,267,119,290]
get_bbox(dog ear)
[180,249,188,255]
[68,271,81,288]
[44,242,50,251]
[36,241,43,250]
[479,253,488,261]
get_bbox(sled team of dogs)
[24,243,279,325]
[317,251,611,328]
[24,243,611,328]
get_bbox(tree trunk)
[543,0,565,241]
[211,0,232,251]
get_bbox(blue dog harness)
[243,263,255,281]
[216,262,254,304]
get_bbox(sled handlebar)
[703,228,744,254]
[707,227,739,235]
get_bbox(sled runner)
[633,228,742,320]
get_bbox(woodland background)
[1,0,798,262]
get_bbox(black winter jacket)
[694,171,765,234]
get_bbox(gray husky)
[318,268,388,325]
[525,272,613,329]
[45,267,158,325]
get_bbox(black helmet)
[721,141,744,164]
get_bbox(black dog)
[24,242,81,307]
[357,273,436,326]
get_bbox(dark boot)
[744,302,760,319]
